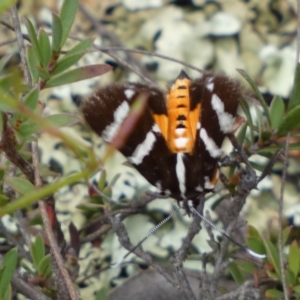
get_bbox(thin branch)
[31,141,78,300]
[10,6,32,86]
[278,135,289,300]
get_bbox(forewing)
[81,83,175,191]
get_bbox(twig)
[278,135,289,300]
[10,6,32,86]
[216,280,260,300]
[31,142,78,300]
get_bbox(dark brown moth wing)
[190,73,241,193]
[81,83,178,194]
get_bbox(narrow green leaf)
[0,248,18,298]
[265,289,284,298]
[59,0,78,47]
[2,284,11,300]
[97,170,106,191]
[30,235,45,269]
[65,38,94,57]
[38,29,51,68]
[229,262,244,285]
[45,64,112,88]
[5,177,35,195]
[0,55,12,73]
[51,51,85,76]
[0,87,18,111]
[236,122,247,146]
[247,237,266,255]
[24,18,43,65]
[26,46,39,84]
[45,113,78,127]
[38,254,52,278]
[16,119,40,137]
[51,38,94,76]
[270,95,285,130]
[36,66,50,80]
[277,105,300,137]
[51,13,63,53]
[237,69,271,127]
[0,169,92,216]
[288,63,300,112]
[288,241,299,281]
[96,286,109,300]
[23,88,39,110]
[282,226,291,246]
[264,240,281,278]
[0,0,17,15]
[247,225,261,239]
[240,99,254,143]
[17,113,78,137]
[110,173,120,187]
[236,261,255,274]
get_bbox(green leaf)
[294,285,300,293]
[36,66,50,81]
[282,226,291,246]
[30,235,45,269]
[23,88,39,110]
[16,119,39,137]
[288,63,300,112]
[17,113,78,137]
[264,240,281,278]
[24,18,43,66]
[0,0,17,15]
[0,169,92,216]
[45,64,112,88]
[5,177,35,195]
[240,99,254,143]
[26,46,39,84]
[270,95,285,130]
[51,13,63,53]
[38,254,52,278]
[237,261,255,274]
[97,170,106,191]
[51,39,94,76]
[0,55,12,74]
[2,283,11,300]
[288,241,299,281]
[38,29,51,68]
[96,286,109,300]
[45,113,78,127]
[64,38,94,57]
[247,237,266,255]
[50,52,83,76]
[110,173,120,187]
[277,105,300,137]
[265,289,284,298]
[0,194,9,207]
[0,248,18,299]
[248,225,261,239]
[237,69,271,127]
[0,87,18,111]
[59,0,78,47]
[229,262,244,285]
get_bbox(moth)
[81,70,242,213]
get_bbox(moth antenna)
[111,206,181,268]
[190,207,266,259]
